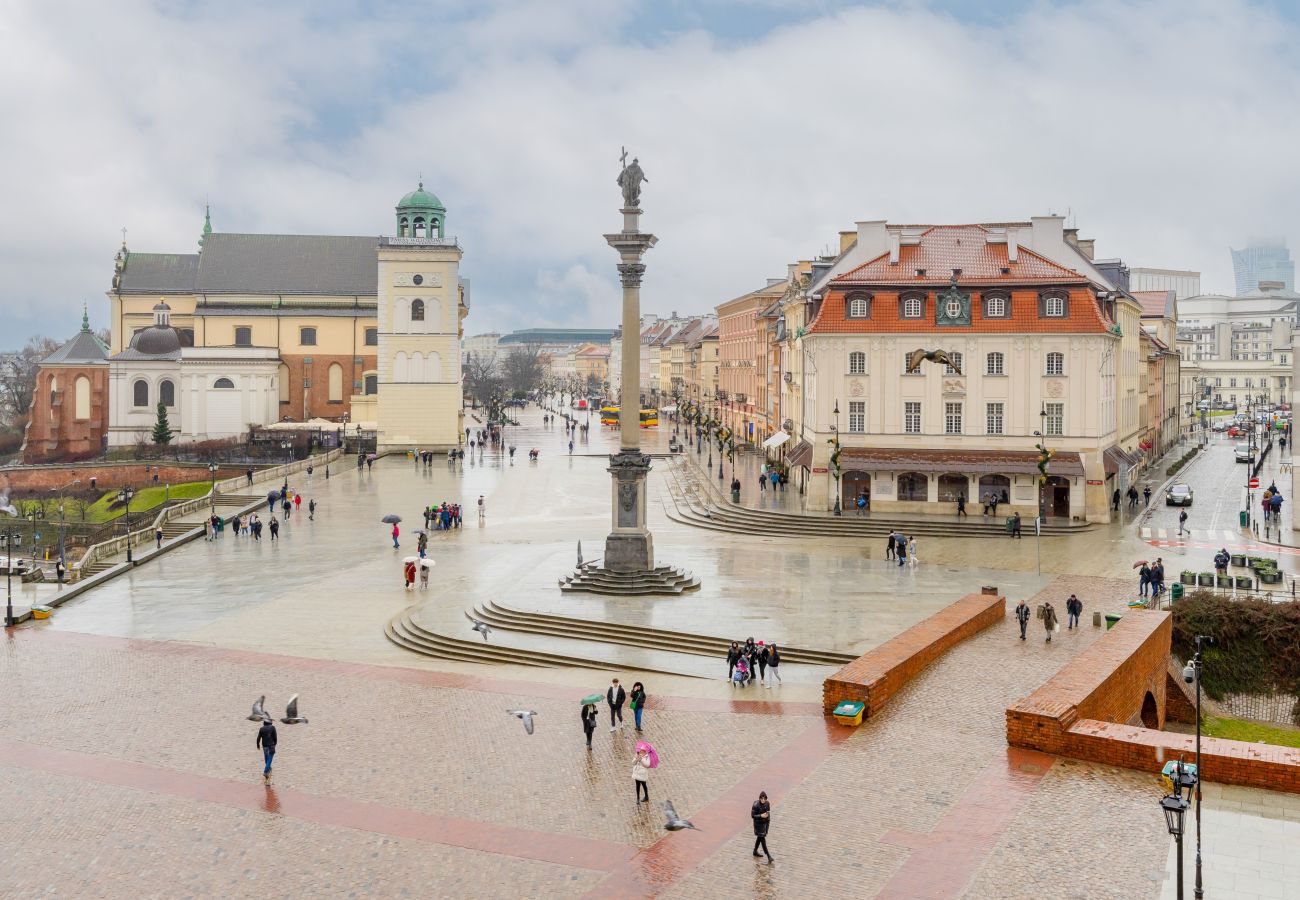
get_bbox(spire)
[199,204,212,249]
[81,304,90,333]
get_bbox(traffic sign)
[1249,477,1259,489]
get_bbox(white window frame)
[848,401,865,433]
[1045,352,1064,376]
[986,294,1006,317]
[986,352,1004,375]
[944,401,962,435]
[986,402,1004,435]
[904,401,921,434]
[945,351,963,376]
[903,296,923,318]
[848,351,866,374]
[1045,402,1064,436]
[1044,295,1065,317]
[847,296,870,318]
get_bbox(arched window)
[986,352,1004,375]
[327,363,343,402]
[159,379,176,407]
[413,217,426,238]
[846,293,871,319]
[902,294,924,318]
[411,299,425,322]
[897,472,928,501]
[278,364,290,403]
[984,293,1009,318]
[426,351,442,382]
[430,217,440,235]
[399,217,409,237]
[74,376,90,420]
[364,373,378,395]
[945,351,963,375]
[409,352,424,382]
[394,351,409,381]
[132,379,149,407]
[848,351,866,374]
[1045,352,1064,376]
[213,377,235,389]
[49,375,58,408]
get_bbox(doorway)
[1047,476,1070,518]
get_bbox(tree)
[152,401,174,445]
[463,352,503,408]
[501,344,545,396]
[0,335,59,427]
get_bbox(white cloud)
[0,0,1296,342]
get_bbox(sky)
[1,0,1298,344]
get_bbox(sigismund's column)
[603,154,657,572]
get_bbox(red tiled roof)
[835,225,1088,286]
[1132,290,1173,318]
[838,448,1086,477]
[808,285,1112,334]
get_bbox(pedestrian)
[1127,486,1139,509]
[770,470,779,491]
[632,746,651,804]
[568,439,574,455]
[246,467,254,486]
[417,531,428,559]
[1015,598,1030,641]
[896,536,907,567]
[1271,492,1283,520]
[751,791,773,863]
[630,681,646,732]
[155,527,164,549]
[257,717,277,783]
[1138,563,1151,598]
[294,494,302,516]
[990,494,1000,518]
[1066,594,1082,629]
[1011,512,1022,538]
[582,703,597,750]
[478,495,486,521]
[1112,488,1121,512]
[391,522,400,549]
[403,559,416,590]
[885,530,896,561]
[1151,558,1165,599]
[1143,485,1152,506]
[306,465,314,481]
[1214,548,1229,576]
[767,643,781,685]
[856,492,867,515]
[981,492,991,517]
[308,498,316,521]
[1042,600,1058,642]
[1178,509,1188,536]
[607,678,625,731]
[269,516,280,541]
[956,494,967,517]
[733,656,750,688]
[758,471,766,492]
[726,641,740,681]
[756,642,768,685]
[907,535,918,566]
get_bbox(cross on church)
[120,226,127,246]
[620,146,628,168]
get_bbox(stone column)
[603,208,658,572]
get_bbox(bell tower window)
[413,217,426,238]
[399,217,409,237]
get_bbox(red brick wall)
[823,587,1005,716]
[1164,667,1199,724]
[278,354,377,422]
[23,366,110,463]
[3,463,247,495]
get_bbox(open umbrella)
[580,693,603,706]
[266,491,279,502]
[1132,560,1148,569]
[420,558,435,569]
[635,740,660,769]
[412,528,428,535]
[402,556,419,565]
[366,453,378,461]
[382,514,402,524]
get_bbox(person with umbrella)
[419,557,433,590]
[581,701,598,750]
[403,558,417,590]
[632,744,653,803]
[630,681,646,732]
[382,515,401,548]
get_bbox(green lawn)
[19,481,213,524]
[1202,715,1300,749]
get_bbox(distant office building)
[1129,267,1201,300]
[1231,239,1294,295]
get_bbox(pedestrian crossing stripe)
[1141,527,1248,542]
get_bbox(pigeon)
[465,610,492,642]
[506,709,538,735]
[247,695,271,722]
[279,694,309,724]
[662,800,700,832]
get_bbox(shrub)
[1172,591,1300,702]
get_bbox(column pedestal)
[604,450,653,572]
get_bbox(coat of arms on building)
[935,274,971,327]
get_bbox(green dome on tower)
[397,182,445,212]
[395,181,446,238]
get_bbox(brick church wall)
[278,354,377,422]
[23,366,110,463]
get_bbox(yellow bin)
[31,606,52,620]
[832,700,865,726]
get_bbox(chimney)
[854,220,890,264]
[1075,238,1096,261]
[888,230,901,265]
[1063,227,1079,248]
[1030,215,1065,250]
[1006,227,1018,263]
[839,230,856,254]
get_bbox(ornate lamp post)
[3,508,17,627]
[1183,636,1212,898]
[1161,762,1194,900]
[52,478,80,577]
[830,400,842,516]
[117,486,136,566]
[1034,408,1053,578]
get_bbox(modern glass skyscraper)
[1231,239,1294,294]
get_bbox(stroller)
[732,658,751,688]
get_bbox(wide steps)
[560,564,701,595]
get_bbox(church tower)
[375,182,467,450]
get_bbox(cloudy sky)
[2,0,1297,343]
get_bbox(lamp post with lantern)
[117,486,136,566]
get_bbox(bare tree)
[463,352,503,407]
[500,344,545,397]
[0,335,59,426]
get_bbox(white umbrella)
[402,556,420,564]
[420,558,435,569]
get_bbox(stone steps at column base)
[474,599,854,666]
[558,565,701,595]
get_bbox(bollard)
[1092,610,1102,628]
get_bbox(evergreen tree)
[151,401,174,445]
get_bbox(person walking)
[391,522,400,549]
[1011,512,1022,539]
[1042,600,1058,642]
[257,718,278,784]
[581,703,598,750]
[478,495,486,521]
[1112,488,1121,513]
[896,536,907,567]
[1015,598,1030,641]
[246,467,254,486]
[758,470,766,492]
[155,527,164,550]
[767,643,782,685]
[1066,594,1082,629]
[269,516,280,541]
[907,535,918,566]
[726,641,741,681]
[885,530,896,561]
[607,678,626,731]
[308,498,316,521]
[1178,509,1188,536]
[632,747,651,804]
[417,531,428,559]
[956,494,967,518]
[630,682,646,732]
[403,559,416,591]
[751,791,774,863]
[1143,485,1152,506]
[294,493,302,516]
[756,643,768,685]
[1138,562,1152,598]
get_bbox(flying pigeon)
[279,694,309,724]
[465,610,492,642]
[506,709,538,735]
[247,695,271,722]
[662,799,700,832]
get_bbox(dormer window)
[983,292,1010,319]
[900,293,924,318]
[915,268,927,278]
[845,292,871,319]
[1039,290,1069,318]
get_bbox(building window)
[364,373,378,395]
[848,401,865,433]
[1040,291,1068,317]
[1045,352,1064,376]
[986,402,1004,435]
[985,351,1004,375]
[944,402,962,434]
[1044,402,1064,436]
[904,401,921,434]
[846,293,871,319]
[328,363,343,403]
[213,377,235,389]
[365,327,378,346]
[159,380,175,407]
[410,299,425,322]
[945,351,963,375]
[1214,377,1221,386]
[848,351,866,374]
[1245,377,1253,388]
[902,295,923,318]
[234,326,252,347]
[1229,378,1237,388]
[897,472,928,501]
[984,293,1008,318]
[1260,377,1269,389]
[300,327,317,346]
[132,379,149,407]
[74,376,90,420]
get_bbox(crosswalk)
[1139,527,1242,542]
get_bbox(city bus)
[598,407,658,427]
[600,405,620,425]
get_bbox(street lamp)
[117,486,136,566]
[208,462,219,512]
[831,400,842,516]
[280,440,293,464]
[1161,787,1191,899]
[3,506,18,627]
[1183,637,1212,898]
[51,478,80,579]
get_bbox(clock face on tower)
[413,274,424,286]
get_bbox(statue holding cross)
[617,146,648,210]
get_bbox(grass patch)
[1202,715,1300,749]
[67,481,211,524]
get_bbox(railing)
[71,448,343,579]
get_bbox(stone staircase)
[559,564,701,595]
[663,458,1091,539]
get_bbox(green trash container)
[1240,509,1249,527]
[1170,583,1184,602]
[1105,613,1122,630]
[1005,516,1015,534]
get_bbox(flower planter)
[1260,571,1283,584]
[1231,554,1247,567]
[1180,572,1197,585]
[1216,575,1233,588]
[1197,573,1215,586]
[1235,576,1255,590]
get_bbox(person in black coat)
[257,720,278,783]
[607,678,626,731]
[581,704,597,750]
[726,642,741,681]
[751,791,773,862]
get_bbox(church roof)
[117,252,200,294]
[195,234,379,295]
[43,329,109,366]
[397,183,445,212]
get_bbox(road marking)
[1140,528,1151,539]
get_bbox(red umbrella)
[1132,560,1148,569]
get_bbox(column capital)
[617,262,647,288]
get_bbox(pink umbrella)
[635,740,660,769]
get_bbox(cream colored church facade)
[103,185,468,450]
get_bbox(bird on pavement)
[247,695,271,722]
[506,709,538,735]
[662,800,700,832]
[465,611,492,642]
[279,694,309,724]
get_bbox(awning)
[762,430,791,450]
[836,447,1086,477]
[787,440,813,468]
[1103,445,1141,475]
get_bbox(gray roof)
[42,330,109,365]
[110,346,182,361]
[118,253,199,293]
[196,304,376,317]
[195,233,378,295]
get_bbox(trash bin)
[1170,583,1184,602]
[832,701,865,726]
[1005,517,1015,534]
[1105,613,1122,630]
[731,488,741,503]
[1240,509,1249,527]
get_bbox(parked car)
[1165,483,1194,506]
[1211,420,1229,432]
[1235,442,1255,463]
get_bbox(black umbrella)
[266,491,279,502]
[382,514,402,524]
